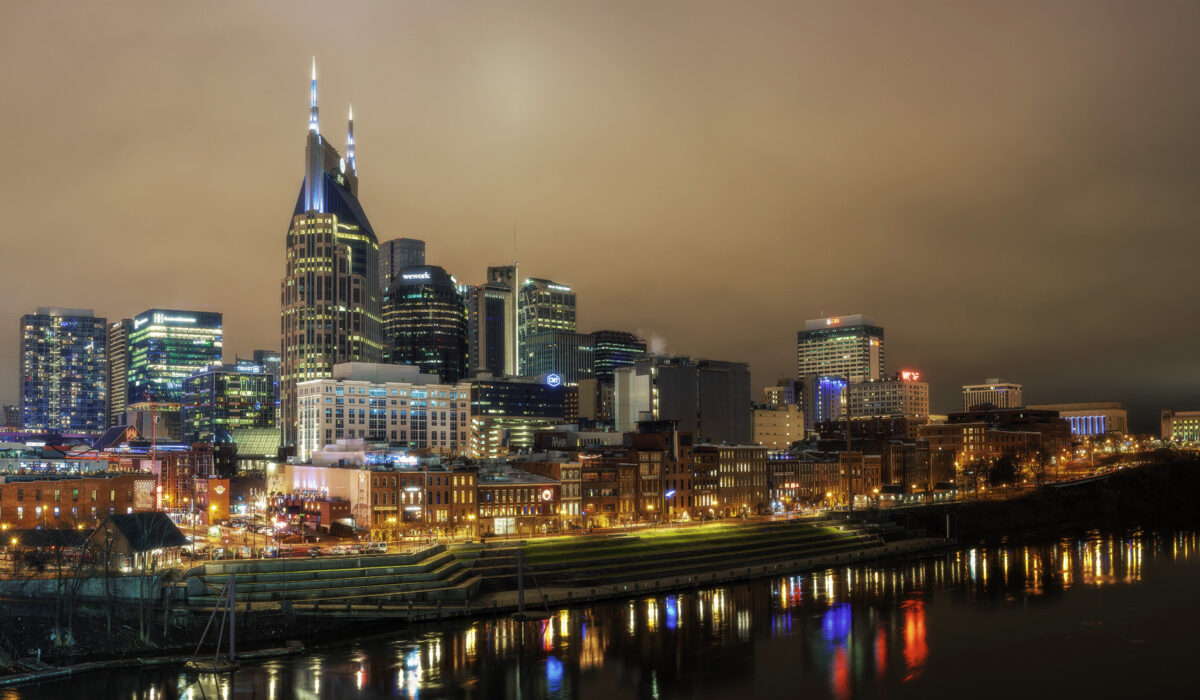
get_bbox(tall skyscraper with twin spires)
[281,60,383,445]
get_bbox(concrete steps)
[186,545,481,605]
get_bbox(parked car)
[307,546,324,558]
[235,546,254,559]
[366,541,387,554]
[327,545,350,555]
[261,546,279,559]
[211,548,228,560]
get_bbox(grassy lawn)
[519,522,845,565]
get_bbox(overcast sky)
[1,1,1198,431]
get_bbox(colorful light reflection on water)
[7,530,1200,700]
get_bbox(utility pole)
[845,382,854,515]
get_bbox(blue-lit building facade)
[801,373,847,432]
[281,63,384,446]
[127,309,223,404]
[19,307,107,434]
[469,376,566,458]
[181,362,278,442]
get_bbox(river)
[5,530,1198,699]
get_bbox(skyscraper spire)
[346,103,356,174]
[309,56,319,132]
[304,58,325,211]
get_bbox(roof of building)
[101,512,188,552]
[92,425,140,451]
[230,428,281,457]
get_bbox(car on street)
[366,541,387,553]
[307,546,324,558]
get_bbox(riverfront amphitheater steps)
[469,520,886,590]
[185,545,481,606]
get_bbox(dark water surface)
[6,531,1199,699]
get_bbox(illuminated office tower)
[590,330,646,384]
[796,314,884,382]
[518,278,576,375]
[19,307,107,434]
[522,330,594,384]
[182,361,277,442]
[127,309,223,403]
[106,317,132,426]
[281,60,384,444]
[384,265,468,383]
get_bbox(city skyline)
[3,2,1200,431]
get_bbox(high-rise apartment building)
[518,278,575,374]
[127,309,223,404]
[379,237,426,290]
[19,307,107,434]
[384,265,468,383]
[962,378,1023,410]
[591,330,646,384]
[281,62,384,444]
[106,318,132,426]
[522,330,594,384]
[796,315,884,382]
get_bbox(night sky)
[2,1,1198,431]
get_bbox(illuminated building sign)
[825,317,841,326]
[900,370,922,382]
[401,271,432,281]
[541,488,553,501]
[545,373,563,388]
[152,313,197,325]
[547,284,571,292]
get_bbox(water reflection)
[8,531,1199,700]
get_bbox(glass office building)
[182,361,277,442]
[127,309,223,404]
[384,265,468,383]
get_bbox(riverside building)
[281,62,384,445]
